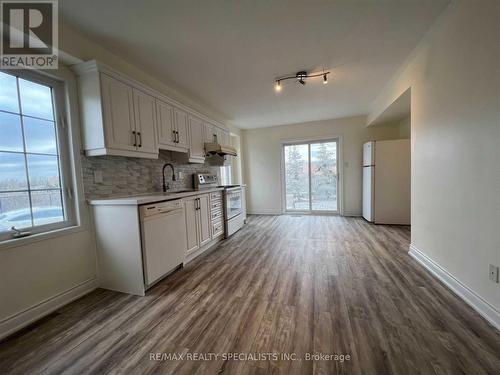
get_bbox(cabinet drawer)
[211,210,222,220]
[212,222,224,237]
[210,192,222,200]
[211,201,222,210]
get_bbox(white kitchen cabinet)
[198,194,212,246]
[156,99,176,148]
[133,88,157,154]
[184,196,199,254]
[174,108,189,149]
[156,100,189,152]
[183,193,211,255]
[101,74,137,152]
[74,65,158,158]
[188,115,206,162]
[205,123,230,145]
[217,127,230,145]
[73,60,229,160]
[204,122,216,143]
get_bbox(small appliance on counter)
[194,173,246,237]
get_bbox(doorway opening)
[282,139,339,214]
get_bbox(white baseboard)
[0,278,98,341]
[409,244,499,331]
[248,209,282,215]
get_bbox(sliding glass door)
[283,140,339,213]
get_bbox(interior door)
[184,196,199,254]
[156,99,176,147]
[174,108,189,149]
[133,89,157,154]
[101,73,136,151]
[197,194,212,246]
[188,116,205,159]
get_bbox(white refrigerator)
[362,140,410,225]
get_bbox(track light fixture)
[274,70,330,92]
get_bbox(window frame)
[280,136,343,215]
[0,69,76,242]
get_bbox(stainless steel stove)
[194,173,245,237]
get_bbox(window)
[283,140,339,213]
[0,70,74,241]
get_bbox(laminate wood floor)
[0,215,499,374]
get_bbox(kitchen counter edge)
[87,187,225,206]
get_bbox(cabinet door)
[197,194,212,246]
[156,99,176,147]
[184,197,199,254]
[218,128,230,145]
[174,108,189,149]
[101,74,136,151]
[204,123,216,143]
[133,89,157,154]
[188,115,205,159]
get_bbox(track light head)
[323,73,328,84]
[275,80,282,92]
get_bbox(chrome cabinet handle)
[172,129,176,142]
[137,132,142,147]
[175,131,179,143]
[132,130,137,147]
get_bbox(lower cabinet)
[184,194,212,255]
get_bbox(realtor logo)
[1,0,58,69]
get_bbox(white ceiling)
[61,0,448,129]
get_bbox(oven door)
[225,188,243,220]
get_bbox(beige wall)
[369,0,500,313]
[242,116,403,215]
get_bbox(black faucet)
[162,163,176,192]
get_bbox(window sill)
[0,224,87,251]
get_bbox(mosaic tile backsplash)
[81,150,219,200]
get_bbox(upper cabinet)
[156,100,189,152]
[188,115,206,163]
[133,88,157,154]
[100,74,137,153]
[73,61,229,161]
[204,122,230,145]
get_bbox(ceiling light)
[274,70,330,91]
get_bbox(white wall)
[242,116,403,215]
[369,0,500,318]
[0,66,98,339]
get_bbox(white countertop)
[87,187,225,206]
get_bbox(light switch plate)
[94,170,103,184]
[489,264,499,283]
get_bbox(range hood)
[205,142,237,157]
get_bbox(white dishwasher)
[140,199,187,287]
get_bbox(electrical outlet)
[489,264,499,283]
[178,171,184,180]
[94,170,103,184]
